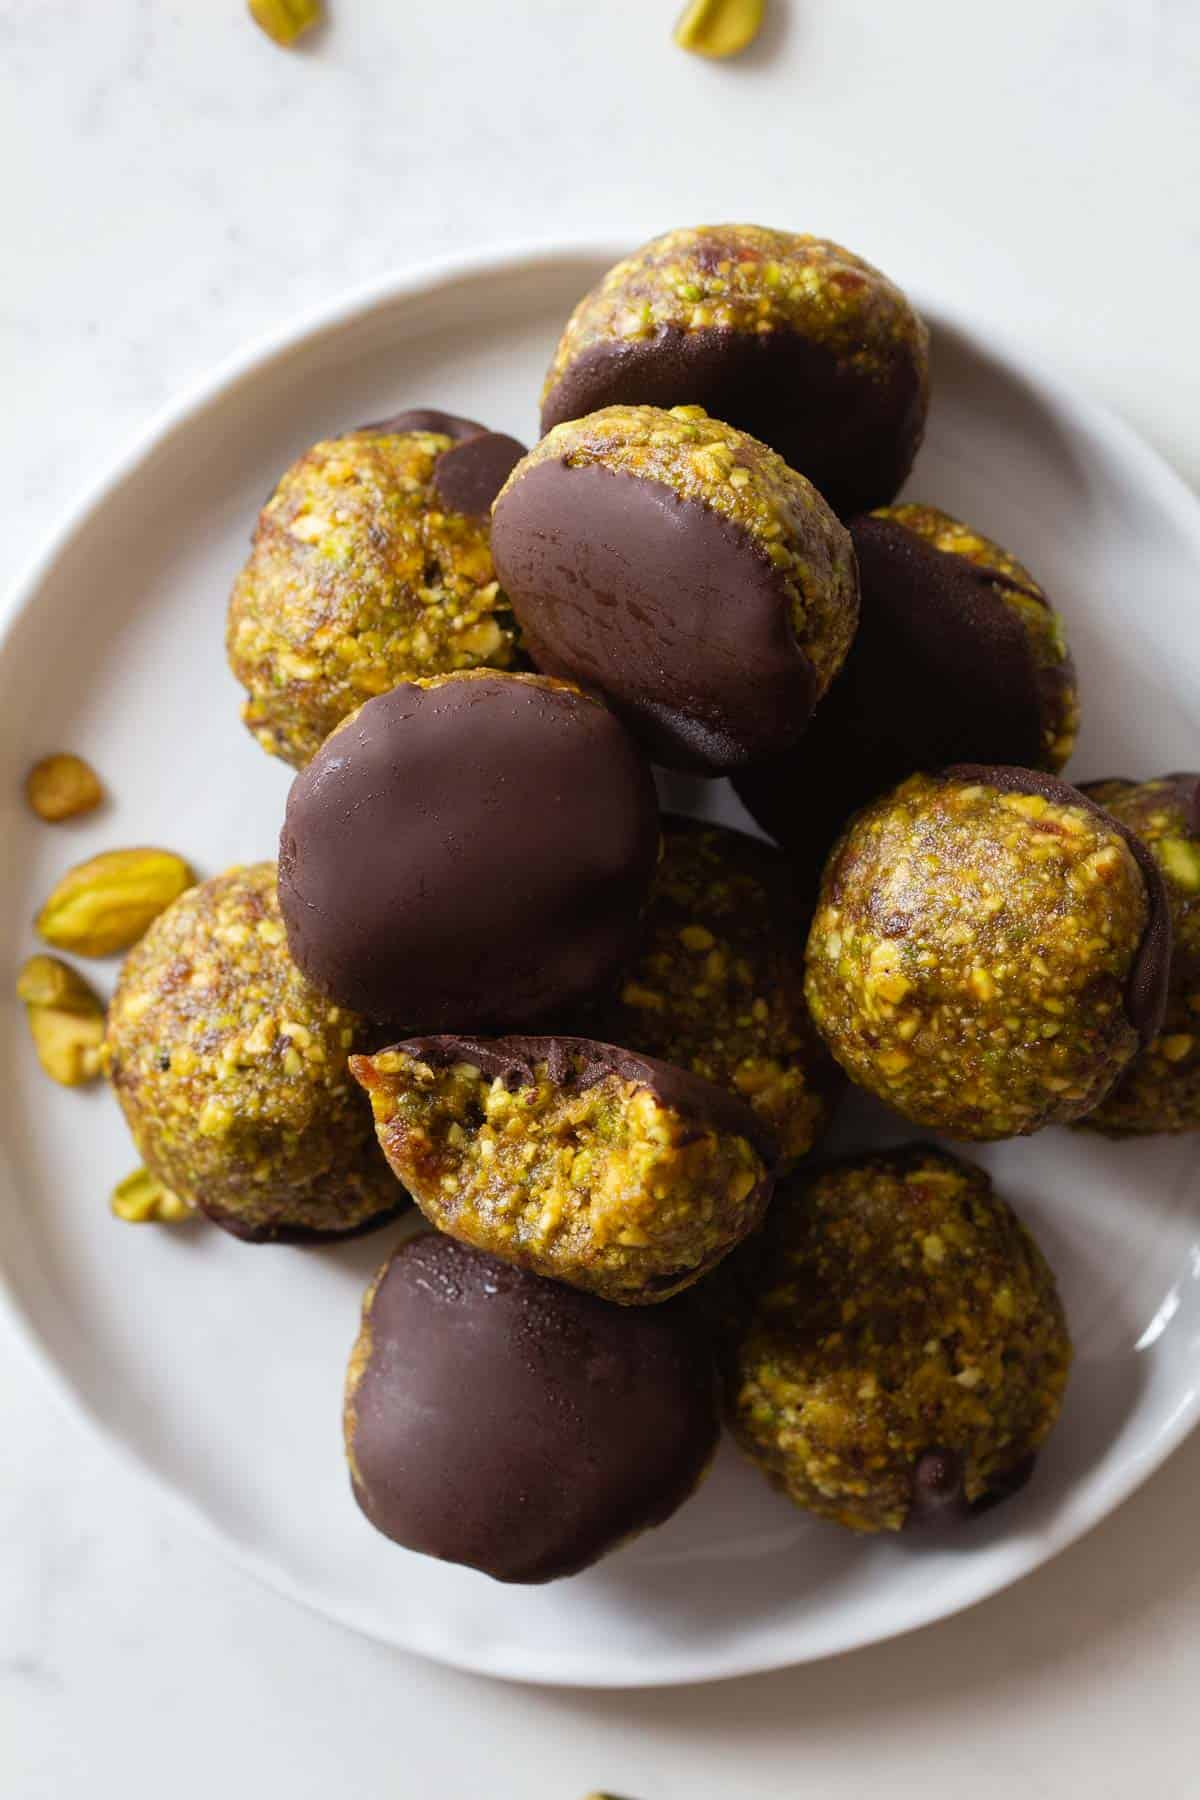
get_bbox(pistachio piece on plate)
[111,1167,197,1224]
[248,0,323,48]
[24,752,104,822]
[36,848,194,956]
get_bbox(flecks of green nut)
[17,953,102,1014]
[674,0,765,59]
[25,1003,105,1087]
[110,1167,196,1225]
[247,0,323,47]
[1158,836,1200,895]
[36,848,194,957]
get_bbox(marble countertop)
[2,2,1198,1794]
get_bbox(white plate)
[2,245,1199,1689]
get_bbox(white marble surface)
[1,1,1198,1793]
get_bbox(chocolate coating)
[492,407,857,774]
[359,408,525,520]
[540,227,929,517]
[344,1233,719,1583]
[277,673,660,1029]
[734,510,1078,890]
[949,765,1171,1048]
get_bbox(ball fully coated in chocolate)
[491,404,858,774]
[593,815,840,1166]
[351,1035,776,1303]
[105,864,398,1242]
[734,505,1080,883]
[540,225,930,518]
[712,1145,1071,1532]
[344,1232,719,1582]
[277,671,660,1030]
[804,767,1171,1139]
[226,410,526,768]
[1079,774,1200,1135]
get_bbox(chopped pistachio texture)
[805,773,1148,1138]
[353,1047,769,1303]
[227,427,519,767]
[1081,777,1200,1133]
[105,862,395,1236]
[717,1147,1071,1531]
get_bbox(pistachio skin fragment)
[110,1168,196,1224]
[24,753,103,822]
[36,848,194,958]
[1079,775,1200,1134]
[709,1146,1071,1532]
[674,0,765,59]
[247,0,322,48]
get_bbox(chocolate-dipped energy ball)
[226,410,526,768]
[595,816,840,1166]
[734,505,1080,880]
[278,671,659,1029]
[350,1035,776,1303]
[105,863,398,1242]
[714,1145,1071,1532]
[344,1233,719,1582]
[540,225,929,518]
[491,404,858,773]
[1079,774,1200,1135]
[805,768,1171,1139]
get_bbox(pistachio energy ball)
[491,404,858,772]
[1079,774,1200,1134]
[540,225,930,517]
[105,863,399,1242]
[278,671,659,1029]
[714,1146,1072,1532]
[594,816,840,1166]
[351,1036,776,1304]
[804,768,1171,1139]
[735,505,1079,880]
[344,1233,719,1582]
[226,410,526,767]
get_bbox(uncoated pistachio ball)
[491,403,858,773]
[804,767,1171,1139]
[1078,774,1200,1135]
[226,410,525,767]
[594,816,840,1167]
[540,224,930,517]
[713,1145,1072,1533]
[105,863,399,1242]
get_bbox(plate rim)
[3,238,1200,1688]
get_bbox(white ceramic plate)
[2,246,1199,1689]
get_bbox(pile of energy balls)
[100,224,1198,1582]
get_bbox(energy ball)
[540,225,929,517]
[350,1035,776,1304]
[805,767,1171,1139]
[593,816,840,1166]
[278,671,659,1029]
[734,505,1080,880]
[344,1233,719,1582]
[1079,774,1200,1135]
[491,404,858,773]
[226,409,526,768]
[105,863,398,1242]
[714,1145,1071,1533]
